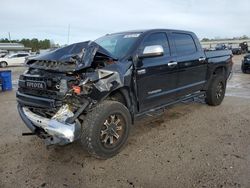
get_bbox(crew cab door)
[135,32,178,112]
[170,32,207,97]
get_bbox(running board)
[136,91,206,118]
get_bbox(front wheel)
[81,100,131,159]
[0,61,7,68]
[205,75,226,106]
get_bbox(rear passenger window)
[143,33,170,55]
[17,54,28,57]
[172,33,197,55]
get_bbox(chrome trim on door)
[137,69,146,75]
[167,62,178,67]
[146,80,206,99]
[198,57,206,62]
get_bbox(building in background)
[0,43,31,54]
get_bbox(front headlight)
[247,58,250,61]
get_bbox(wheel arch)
[106,87,135,122]
[0,61,8,66]
[108,87,131,108]
[204,65,227,91]
[212,66,227,78]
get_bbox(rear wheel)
[205,75,226,106]
[0,61,7,68]
[81,100,131,159]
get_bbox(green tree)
[0,38,54,51]
[201,38,210,42]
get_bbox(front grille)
[18,68,78,101]
[18,73,63,100]
[18,87,62,99]
[23,75,60,92]
[16,91,60,108]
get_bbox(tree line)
[0,38,57,51]
[201,35,249,42]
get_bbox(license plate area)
[26,80,46,90]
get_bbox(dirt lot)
[0,55,250,188]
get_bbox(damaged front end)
[17,41,130,146]
[18,104,81,145]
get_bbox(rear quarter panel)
[204,50,233,89]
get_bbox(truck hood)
[26,41,117,72]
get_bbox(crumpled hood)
[26,41,117,72]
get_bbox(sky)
[0,0,249,45]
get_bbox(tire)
[0,61,7,68]
[205,75,226,106]
[81,100,131,159]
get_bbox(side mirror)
[139,45,164,58]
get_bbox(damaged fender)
[93,69,122,92]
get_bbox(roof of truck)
[108,29,194,35]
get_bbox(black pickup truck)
[17,29,233,158]
[242,54,250,73]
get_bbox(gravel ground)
[0,55,250,188]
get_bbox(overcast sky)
[0,0,249,45]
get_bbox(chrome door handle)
[167,62,178,67]
[199,57,206,62]
[137,69,146,75]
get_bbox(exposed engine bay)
[17,41,133,145]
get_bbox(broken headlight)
[59,79,68,93]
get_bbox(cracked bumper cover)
[17,104,81,145]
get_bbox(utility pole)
[67,24,70,45]
[8,32,11,43]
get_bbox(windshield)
[95,33,140,59]
[8,54,17,58]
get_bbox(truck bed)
[205,50,232,59]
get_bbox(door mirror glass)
[139,45,164,58]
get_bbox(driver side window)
[142,32,170,56]
[10,55,18,58]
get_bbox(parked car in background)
[0,53,7,58]
[0,52,30,67]
[242,54,250,73]
[215,43,228,51]
[0,50,8,58]
[230,46,242,55]
[240,42,248,53]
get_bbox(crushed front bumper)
[17,104,81,145]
